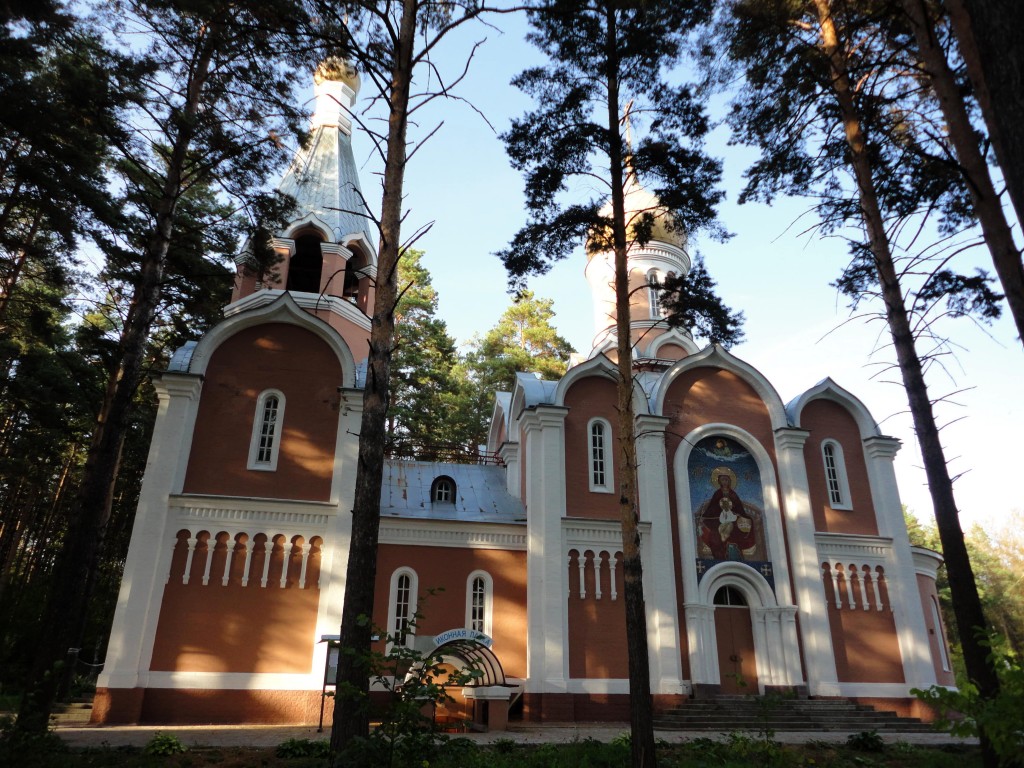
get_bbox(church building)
[93,64,954,727]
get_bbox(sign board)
[432,628,493,648]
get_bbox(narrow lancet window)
[248,390,285,471]
[821,440,852,509]
[589,419,612,492]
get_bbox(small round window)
[431,476,455,504]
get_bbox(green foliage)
[143,731,187,756]
[720,0,1003,329]
[335,605,481,768]
[0,736,987,768]
[610,731,631,748]
[499,0,726,289]
[0,713,67,759]
[905,510,1024,684]
[659,256,744,348]
[388,250,466,450]
[498,0,740,358]
[457,291,575,448]
[276,737,330,758]
[914,639,1024,766]
[846,731,885,753]
[490,737,517,754]
[466,292,574,389]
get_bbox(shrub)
[277,737,330,758]
[143,731,188,755]
[846,730,885,753]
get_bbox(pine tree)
[14,0,310,735]
[302,2,520,752]
[897,0,1024,344]
[458,292,576,448]
[945,0,1024,238]
[387,249,463,452]
[498,2,729,763]
[469,291,575,391]
[721,0,1003,763]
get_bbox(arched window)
[821,439,852,510]
[343,252,367,301]
[286,232,324,293]
[713,585,748,606]
[647,269,661,318]
[466,570,493,636]
[588,418,613,492]
[387,568,418,647]
[431,475,456,504]
[248,389,285,471]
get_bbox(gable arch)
[647,328,700,359]
[554,354,650,416]
[283,213,334,242]
[486,393,512,453]
[186,293,356,387]
[652,344,789,429]
[341,232,378,271]
[786,377,881,440]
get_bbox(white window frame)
[386,567,418,649]
[465,570,493,637]
[647,269,662,318]
[588,417,613,493]
[821,439,853,510]
[248,389,286,471]
[431,476,456,504]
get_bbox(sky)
[330,14,1023,530]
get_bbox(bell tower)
[226,59,377,362]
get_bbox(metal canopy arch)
[425,638,507,687]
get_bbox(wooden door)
[714,605,758,694]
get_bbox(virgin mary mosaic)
[689,436,769,565]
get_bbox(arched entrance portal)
[713,586,758,694]
[686,562,804,696]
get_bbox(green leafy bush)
[914,637,1024,765]
[276,738,330,758]
[846,730,885,753]
[143,731,187,755]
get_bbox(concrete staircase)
[48,700,94,727]
[654,695,934,732]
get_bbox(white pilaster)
[863,436,935,688]
[98,373,203,690]
[521,406,569,693]
[684,603,718,685]
[313,388,363,676]
[635,414,684,694]
[773,427,839,695]
[499,441,520,499]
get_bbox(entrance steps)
[49,701,94,727]
[654,695,933,732]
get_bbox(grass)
[0,734,982,768]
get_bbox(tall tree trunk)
[0,208,43,326]
[813,2,1000,765]
[902,0,1024,344]
[944,0,1024,234]
[14,28,218,737]
[605,8,656,768]
[330,0,416,756]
